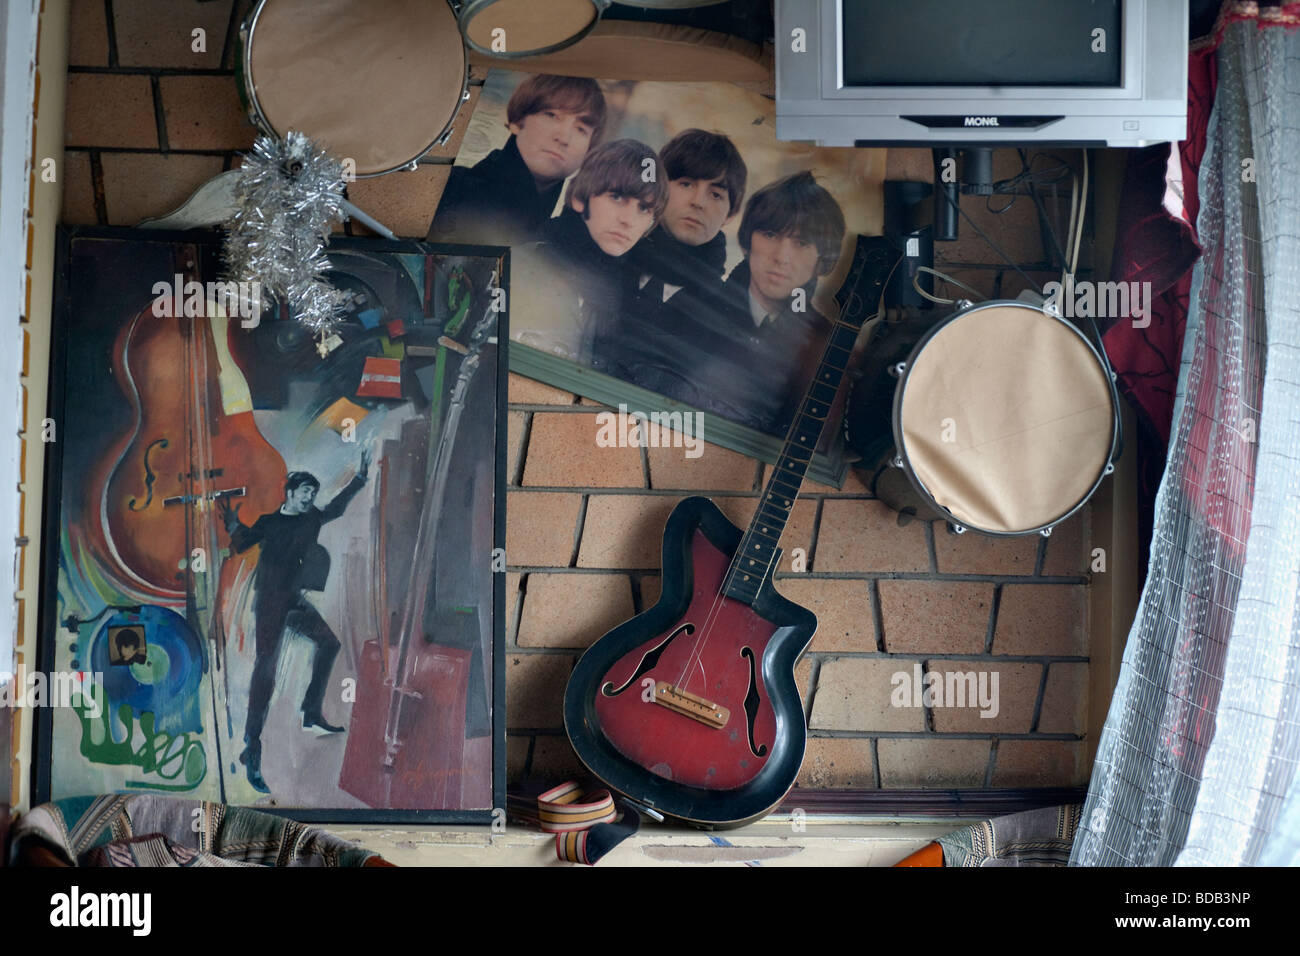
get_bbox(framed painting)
[35,226,507,823]
[427,70,886,486]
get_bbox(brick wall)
[60,0,1093,792]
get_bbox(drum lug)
[1104,462,1115,476]
[889,362,907,378]
[1040,526,1053,538]
[462,90,472,102]
[948,522,966,535]
[891,455,904,469]
[404,158,422,171]
[955,299,973,310]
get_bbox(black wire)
[938,183,1046,296]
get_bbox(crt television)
[776,0,1188,147]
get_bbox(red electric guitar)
[564,236,897,827]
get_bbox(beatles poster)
[429,70,884,480]
[36,228,506,821]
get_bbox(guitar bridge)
[653,682,729,730]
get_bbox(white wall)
[0,0,39,678]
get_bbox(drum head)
[460,0,602,57]
[245,0,465,177]
[896,302,1115,534]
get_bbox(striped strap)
[516,782,642,865]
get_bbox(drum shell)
[458,0,607,57]
[238,0,469,178]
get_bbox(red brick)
[992,740,1088,787]
[1040,507,1090,577]
[771,578,874,652]
[647,440,758,492]
[817,499,929,573]
[160,75,256,151]
[878,580,993,655]
[345,164,452,239]
[68,0,109,66]
[795,657,815,704]
[113,0,233,69]
[878,738,990,788]
[811,658,926,732]
[522,412,644,488]
[505,572,523,643]
[100,153,224,225]
[506,734,530,783]
[927,661,1041,733]
[517,573,634,649]
[529,736,587,782]
[505,491,581,567]
[796,737,876,788]
[933,523,1038,575]
[1037,662,1088,735]
[507,410,527,482]
[59,150,97,225]
[508,373,573,405]
[639,574,662,608]
[65,75,158,149]
[994,584,1087,656]
[576,495,678,569]
[505,653,574,729]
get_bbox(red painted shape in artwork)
[340,639,471,809]
[593,530,777,791]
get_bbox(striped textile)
[508,782,641,865]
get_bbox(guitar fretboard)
[722,237,895,605]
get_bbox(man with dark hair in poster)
[724,171,847,433]
[600,129,761,419]
[428,74,608,246]
[218,452,369,793]
[522,138,668,364]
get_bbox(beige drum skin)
[244,0,466,176]
[897,302,1116,534]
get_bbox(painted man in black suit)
[219,451,369,793]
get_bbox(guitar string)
[670,348,845,696]
[668,251,892,702]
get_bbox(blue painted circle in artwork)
[91,606,205,735]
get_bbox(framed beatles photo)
[428,71,885,485]
[35,226,507,823]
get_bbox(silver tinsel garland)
[223,131,350,346]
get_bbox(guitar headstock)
[834,235,900,333]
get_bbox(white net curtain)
[1072,15,1300,866]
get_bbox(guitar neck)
[722,236,897,605]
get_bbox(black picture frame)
[34,226,507,824]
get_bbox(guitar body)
[565,496,816,828]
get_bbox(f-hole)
[601,623,694,697]
[740,646,769,758]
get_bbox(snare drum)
[458,0,733,58]
[845,300,1121,536]
[239,0,468,178]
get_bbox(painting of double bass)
[36,228,506,820]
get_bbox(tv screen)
[841,0,1122,87]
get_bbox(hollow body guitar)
[565,237,897,827]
